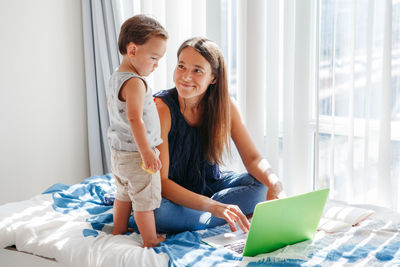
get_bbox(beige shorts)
[110,148,161,211]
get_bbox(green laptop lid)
[243,188,329,257]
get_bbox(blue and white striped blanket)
[1,174,399,266]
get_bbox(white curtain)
[314,0,399,211]
[239,0,399,212]
[83,0,400,212]
[237,0,316,196]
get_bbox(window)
[316,0,400,209]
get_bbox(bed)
[1,174,399,266]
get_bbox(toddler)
[106,14,167,247]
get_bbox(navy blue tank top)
[154,88,221,195]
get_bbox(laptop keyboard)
[224,239,246,254]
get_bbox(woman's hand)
[266,177,285,200]
[209,202,250,233]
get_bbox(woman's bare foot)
[143,235,166,248]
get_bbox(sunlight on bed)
[0,202,49,229]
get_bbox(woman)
[153,37,284,233]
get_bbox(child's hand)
[141,149,161,174]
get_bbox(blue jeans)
[153,171,268,233]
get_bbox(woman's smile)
[178,82,193,88]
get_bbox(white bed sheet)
[1,174,399,267]
[1,247,60,267]
[0,193,169,267]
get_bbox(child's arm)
[120,78,161,173]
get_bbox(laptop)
[202,188,329,257]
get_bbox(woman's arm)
[230,98,284,200]
[154,97,249,232]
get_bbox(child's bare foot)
[112,228,128,235]
[112,227,136,235]
[143,235,166,248]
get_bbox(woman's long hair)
[177,37,231,165]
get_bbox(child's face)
[174,47,215,101]
[129,37,167,77]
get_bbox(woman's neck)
[178,96,200,110]
[178,95,204,127]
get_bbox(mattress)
[1,174,399,266]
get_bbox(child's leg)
[112,199,132,235]
[110,148,134,235]
[134,210,165,247]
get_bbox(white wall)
[0,0,89,204]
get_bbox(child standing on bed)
[106,14,167,247]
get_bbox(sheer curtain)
[82,0,399,212]
[236,0,399,212]
[315,0,399,211]
[237,0,316,196]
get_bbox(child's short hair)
[118,15,168,55]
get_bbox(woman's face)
[174,47,215,101]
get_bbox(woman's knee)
[236,172,268,197]
[154,198,179,232]
[153,198,206,233]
